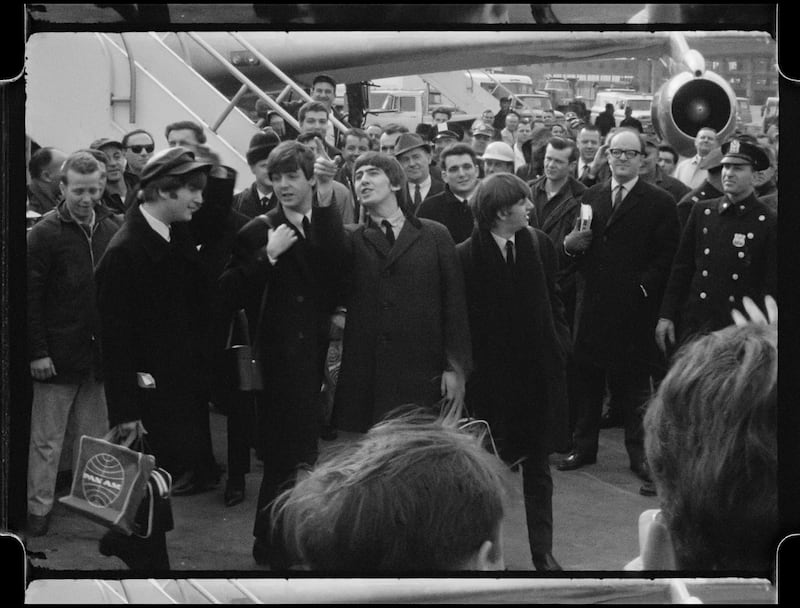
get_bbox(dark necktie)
[506,240,514,268]
[382,219,395,246]
[580,164,589,180]
[260,196,269,210]
[414,184,422,209]
[613,185,624,209]
[302,216,311,239]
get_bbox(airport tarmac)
[24,408,657,575]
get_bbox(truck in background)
[357,70,548,133]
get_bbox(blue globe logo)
[82,453,125,507]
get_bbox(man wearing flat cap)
[232,130,282,218]
[431,122,463,169]
[394,132,444,215]
[657,138,776,353]
[96,147,219,495]
[89,137,139,214]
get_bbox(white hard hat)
[481,141,515,163]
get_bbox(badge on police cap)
[728,139,740,154]
[732,233,746,248]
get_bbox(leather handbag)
[59,430,156,536]
[224,307,265,392]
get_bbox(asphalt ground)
[24,409,657,574]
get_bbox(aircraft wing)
[164,30,769,90]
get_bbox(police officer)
[674,146,725,230]
[656,138,776,353]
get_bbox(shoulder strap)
[251,214,274,351]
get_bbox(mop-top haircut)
[271,409,511,571]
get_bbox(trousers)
[28,374,108,516]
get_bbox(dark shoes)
[556,452,597,471]
[27,513,50,537]
[532,551,563,572]
[630,460,652,483]
[172,469,220,497]
[599,410,623,429]
[99,529,170,570]
[224,476,245,507]
[639,480,657,497]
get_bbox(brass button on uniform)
[700,292,707,299]
[732,273,739,280]
[738,251,745,259]
[704,248,710,255]
[702,270,708,277]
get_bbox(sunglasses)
[127,144,155,154]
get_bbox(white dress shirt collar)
[140,204,171,242]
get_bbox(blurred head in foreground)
[272,408,511,571]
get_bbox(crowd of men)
[24,71,778,574]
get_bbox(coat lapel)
[606,180,642,229]
[384,218,421,268]
[361,220,392,259]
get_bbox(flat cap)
[720,138,770,171]
[139,146,213,187]
[393,133,431,157]
[433,121,463,141]
[89,137,123,151]
[482,141,515,163]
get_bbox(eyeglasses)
[608,148,642,159]
[127,144,155,154]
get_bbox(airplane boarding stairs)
[26,32,319,192]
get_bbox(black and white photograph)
[2,3,793,603]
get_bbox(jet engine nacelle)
[651,70,738,158]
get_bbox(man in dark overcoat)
[656,138,776,353]
[417,143,481,244]
[333,152,472,433]
[95,147,215,567]
[457,173,570,571]
[218,141,348,567]
[557,129,680,480]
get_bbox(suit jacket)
[333,215,472,433]
[457,226,571,458]
[416,187,476,244]
[572,178,680,370]
[659,192,776,341]
[406,174,445,216]
[232,182,278,219]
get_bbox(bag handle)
[103,421,146,450]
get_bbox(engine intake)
[651,70,737,158]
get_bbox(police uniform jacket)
[676,180,723,230]
[416,187,476,244]
[659,191,777,341]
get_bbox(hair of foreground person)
[270,407,512,571]
[644,322,777,572]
